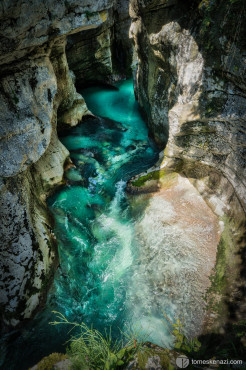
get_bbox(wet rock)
[66,0,132,85]
[128,172,220,340]
[126,144,137,151]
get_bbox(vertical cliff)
[129,0,246,332]
[0,0,117,331]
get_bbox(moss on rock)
[30,353,68,370]
[131,169,163,187]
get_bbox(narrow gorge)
[0,0,245,369]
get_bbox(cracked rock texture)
[0,0,116,331]
[130,0,246,331]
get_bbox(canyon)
[0,0,245,367]
[0,0,130,330]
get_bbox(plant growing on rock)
[50,311,139,369]
[162,312,201,354]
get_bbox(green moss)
[210,236,227,291]
[205,217,234,315]
[135,346,173,369]
[131,170,179,193]
[131,170,163,187]
[199,0,212,9]
[30,353,67,370]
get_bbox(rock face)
[129,0,246,331]
[66,0,132,85]
[130,0,246,211]
[66,11,115,85]
[0,0,116,331]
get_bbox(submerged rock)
[128,172,220,340]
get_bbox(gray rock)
[129,0,246,211]
[145,356,162,370]
[54,359,73,369]
[0,0,116,330]
[129,0,246,331]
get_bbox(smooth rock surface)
[129,173,220,339]
[130,0,246,211]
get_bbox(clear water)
[0,80,164,369]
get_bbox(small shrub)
[162,313,201,354]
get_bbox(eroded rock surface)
[130,0,246,211]
[0,0,116,330]
[66,0,132,85]
[129,0,246,332]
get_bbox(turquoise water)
[1,79,164,369]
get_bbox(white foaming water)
[93,180,134,281]
[90,185,176,347]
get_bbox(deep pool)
[1,79,167,370]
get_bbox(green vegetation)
[48,312,203,369]
[131,170,162,187]
[131,170,179,191]
[205,216,233,317]
[135,344,173,369]
[163,313,201,355]
[198,0,214,35]
[49,311,181,369]
[7,83,19,105]
[50,311,140,369]
[47,310,246,369]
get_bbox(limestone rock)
[0,0,116,330]
[127,172,220,339]
[0,0,114,65]
[66,0,132,85]
[130,0,246,211]
[129,0,246,331]
[66,14,114,85]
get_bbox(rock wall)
[66,10,115,85]
[66,0,132,86]
[0,0,116,331]
[129,0,246,331]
